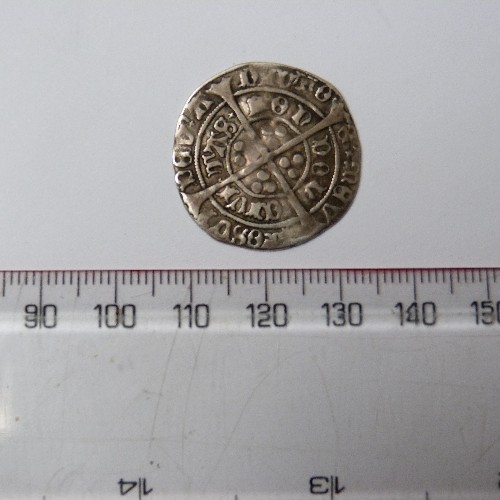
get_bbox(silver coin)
[172,62,361,250]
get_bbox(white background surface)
[0,0,499,269]
[0,4,499,498]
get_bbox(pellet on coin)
[172,62,361,250]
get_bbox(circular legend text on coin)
[173,62,361,250]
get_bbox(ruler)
[0,269,499,500]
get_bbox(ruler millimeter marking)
[0,268,499,335]
[1,268,498,290]
[0,269,499,499]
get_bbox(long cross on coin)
[173,62,361,249]
[181,85,345,225]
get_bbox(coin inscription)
[173,62,361,249]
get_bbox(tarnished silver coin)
[172,62,361,250]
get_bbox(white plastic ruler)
[0,269,499,500]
